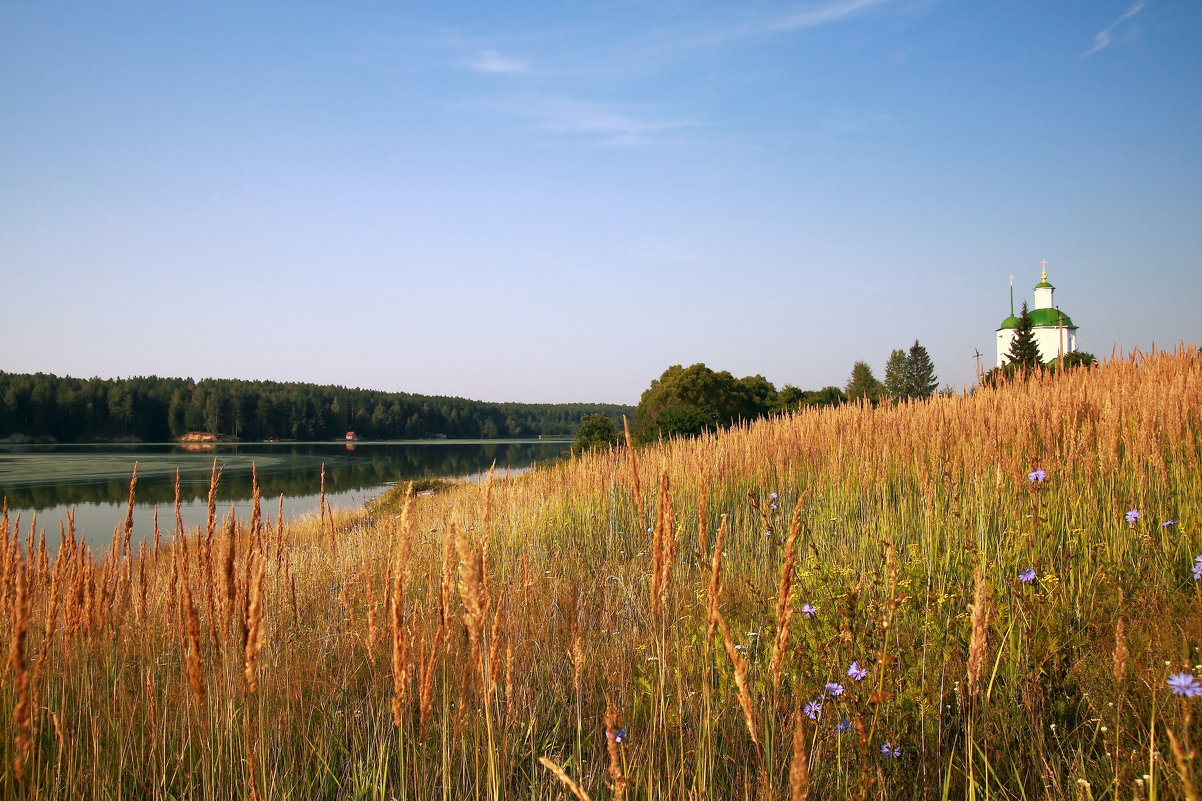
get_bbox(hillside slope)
[2,346,1199,799]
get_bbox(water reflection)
[0,440,569,545]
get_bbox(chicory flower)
[1168,673,1202,698]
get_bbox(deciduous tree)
[635,363,779,441]
[845,361,883,404]
[571,414,619,455]
[883,349,909,401]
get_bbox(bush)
[571,413,620,455]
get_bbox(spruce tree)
[905,340,939,399]
[883,349,910,401]
[1005,303,1043,368]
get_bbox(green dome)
[1034,281,1054,289]
[1029,307,1076,328]
[998,316,1021,330]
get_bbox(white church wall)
[1040,328,1077,362]
[996,330,1015,368]
[997,327,1077,367]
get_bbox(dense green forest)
[0,372,633,442]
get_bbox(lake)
[0,439,571,548]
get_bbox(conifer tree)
[905,340,939,399]
[1005,303,1043,368]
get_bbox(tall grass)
[2,346,1200,799]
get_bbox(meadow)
[1,347,1200,800]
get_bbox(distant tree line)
[636,363,858,442]
[569,330,1100,452]
[564,364,848,450]
[844,340,941,404]
[608,342,943,451]
[0,372,633,442]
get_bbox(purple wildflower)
[612,728,627,743]
[835,720,852,734]
[801,603,816,619]
[1161,519,1177,527]
[769,492,778,500]
[804,701,822,720]
[1192,561,1202,581]
[1019,568,1037,583]
[1125,509,1140,523]
[847,661,868,681]
[770,503,778,511]
[1168,673,1202,698]
[1028,469,1047,483]
[881,742,901,758]
[825,682,845,698]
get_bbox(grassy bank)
[2,347,1200,799]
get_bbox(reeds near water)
[1,346,1201,799]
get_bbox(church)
[996,261,1079,368]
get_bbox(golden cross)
[1040,258,1048,280]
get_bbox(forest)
[0,371,632,442]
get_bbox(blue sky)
[2,0,1199,404]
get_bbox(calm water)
[0,439,570,547]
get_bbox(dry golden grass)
[0,346,1200,799]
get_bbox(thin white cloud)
[452,0,902,146]
[469,49,530,74]
[447,0,902,86]
[459,96,695,146]
[1084,1,1147,57]
[751,0,896,35]
[682,0,896,49]
[823,110,895,134]
[533,99,695,147]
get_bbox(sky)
[2,0,1200,404]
